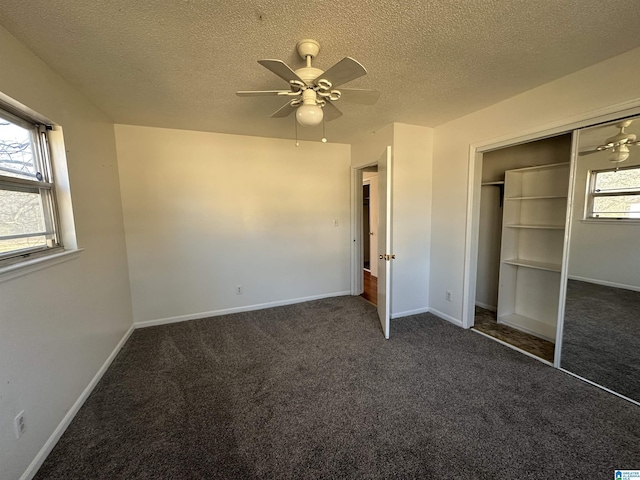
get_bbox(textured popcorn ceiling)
[1,1,640,143]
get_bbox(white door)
[377,146,392,339]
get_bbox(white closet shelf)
[504,224,565,229]
[497,160,570,343]
[482,180,505,186]
[502,258,561,272]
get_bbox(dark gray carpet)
[35,296,640,479]
[561,279,640,403]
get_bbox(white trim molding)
[428,308,463,328]
[391,307,430,319]
[0,249,83,284]
[474,301,496,312]
[135,291,352,328]
[568,275,640,293]
[20,324,135,480]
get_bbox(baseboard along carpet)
[35,296,640,479]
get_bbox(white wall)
[431,46,640,323]
[115,125,351,324]
[476,186,502,310]
[392,124,433,317]
[481,135,572,182]
[351,123,433,318]
[0,26,133,480]
[568,150,640,289]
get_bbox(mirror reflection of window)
[586,166,640,219]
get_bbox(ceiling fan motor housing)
[295,66,324,85]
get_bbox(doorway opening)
[471,134,573,363]
[351,146,392,339]
[361,167,378,305]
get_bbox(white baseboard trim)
[568,275,640,293]
[391,307,430,319]
[475,301,497,312]
[428,308,463,328]
[20,323,135,480]
[134,291,352,328]
[497,317,554,343]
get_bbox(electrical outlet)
[446,290,452,302]
[236,285,243,295]
[14,411,25,439]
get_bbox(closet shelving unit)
[497,162,570,342]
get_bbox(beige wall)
[431,46,640,323]
[392,124,433,316]
[0,26,133,480]
[351,123,394,169]
[115,125,352,324]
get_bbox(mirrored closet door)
[559,115,640,403]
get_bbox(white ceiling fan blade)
[323,101,343,122]
[236,90,292,96]
[271,101,296,118]
[339,88,380,105]
[257,59,305,85]
[316,57,367,88]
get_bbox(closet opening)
[472,134,573,363]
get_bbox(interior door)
[377,146,392,339]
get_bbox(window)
[0,107,61,266]
[586,165,640,220]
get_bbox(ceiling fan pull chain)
[322,115,327,143]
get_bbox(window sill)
[0,248,84,284]
[580,219,640,225]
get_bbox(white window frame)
[0,106,63,267]
[585,164,640,221]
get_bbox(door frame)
[362,178,371,272]
[351,161,379,296]
[461,101,640,368]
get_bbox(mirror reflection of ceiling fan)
[236,39,380,136]
[580,120,640,163]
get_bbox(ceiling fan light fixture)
[296,104,323,126]
[296,89,324,127]
[609,144,630,163]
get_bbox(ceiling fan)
[237,39,380,130]
[580,120,640,163]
